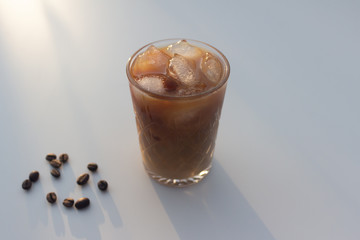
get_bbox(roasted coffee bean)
[51,169,61,178]
[46,192,57,203]
[87,163,98,172]
[59,153,69,163]
[97,180,108,191]
[63,198,74,208]
[46,153,56,161]
[22,179,32,190]
[75,197,90,209]
[50,159,62,168]
[29,171,39,182]
[76,173,89,185]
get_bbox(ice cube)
[132,45,171,77]
[170,104,204,130]
[200,52,222,84]
[174,110,199,126]
[166,40,203,59]
[137,75,166,94]
[168,54,197,86]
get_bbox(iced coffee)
[127,39,230,187]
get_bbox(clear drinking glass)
[126,39,230,187]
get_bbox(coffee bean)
[50,159,62,168]
[22,179,32,190]
[29,171,39,182]
[51,169,61,178]
[75,197,90,209]
[87,163,98,172]
[97,180,108,191]
[76,173,89,185]
[46,192,57,203]
[46,153,56,161]
[63,198,74,208]
[59,153,69,163]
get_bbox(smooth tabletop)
[0,0,359,239]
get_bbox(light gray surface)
[0,0,359,239]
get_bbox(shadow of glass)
[151,159,275,240]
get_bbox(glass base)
[145,165,212,187]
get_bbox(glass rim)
[126,38,230,100]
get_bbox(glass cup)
[126,39,230,187]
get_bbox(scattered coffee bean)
[87,163,98,172]
[97,180,108,191]
[26,153,109,212]
[51,169,61,178]
[50,159,62,168]
[75,197,90,209]
[59,153,69,163]
[63,198,74,208]
[46,192,57,203]
[22,179,32,190]
[29,171,39,182]
[46,153,57,161]
[76,173,89,185]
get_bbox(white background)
[0,0,359,239]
